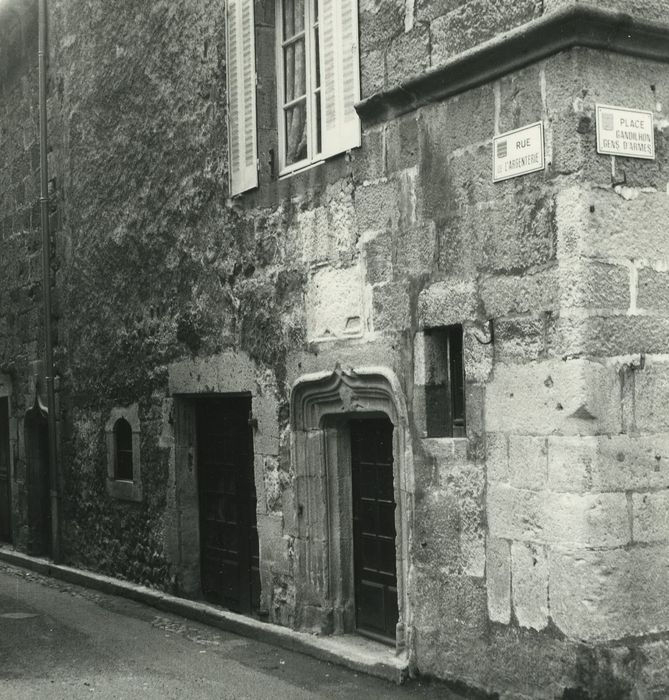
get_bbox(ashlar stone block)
[486,359,622,435]
[418,278,478,328]
[372,281,411,331]
[547,491,630,548]
[508,435,548,491]
[486,536,511,624]
[354,180,400,232]
[257,513,288,570]
[634,362,669,433]
[554,314,669,358]
[493,317,546,363]
[480,268,558,318]
[463,322,493,383]
[632,491,669,544]
[487,483,630,547]
[550,545,669,641]
[297,191,356,265]
[486,431,509,484]
[636,267,669,313]
[547,435,598,493]
[556,186,669,261]
[549,434,669,493]
[511,541,549,631]
[305,264,365,342]
[559,259,631,312]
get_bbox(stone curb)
[0,547,410,684]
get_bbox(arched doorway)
[25,398,50,557]
[290,367,414,652]
[0,395,11,542]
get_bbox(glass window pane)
[284,39,306,102]
[282,0,305,39]
[284,100,308,164]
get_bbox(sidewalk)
[0,546,410,685]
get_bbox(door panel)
[351,417,398,642]
[0,398,10,542]
[196,397,260,614]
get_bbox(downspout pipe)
[38,0,60,563]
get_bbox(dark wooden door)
[196,397,260,614]
[25,403,50,557]
[351,417,398,643]
[0,398,11,542]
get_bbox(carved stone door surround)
[290,366,415,653]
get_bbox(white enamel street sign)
[596,104,654,160]
[493,122,545,182]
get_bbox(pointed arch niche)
[290,367,415,652]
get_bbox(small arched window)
[114,418,133,481]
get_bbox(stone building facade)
[2,0,669,696]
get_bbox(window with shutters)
[226,0,259,196]
[226,0,361,193]
[276,0,361,174]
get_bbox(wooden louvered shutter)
[226,0,258,196]
[318,0,361,160]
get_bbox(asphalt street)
[0,563,468,699]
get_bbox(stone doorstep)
[0,546,410,685]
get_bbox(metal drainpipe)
[38,0,60,563]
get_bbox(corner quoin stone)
[486,359,622,435]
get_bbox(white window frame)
[276,0,324,176]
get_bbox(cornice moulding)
[355,5,669,123]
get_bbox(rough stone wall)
[46,0,301,585]
[360,0,668,99]
[0,1,45,550]
[254,33,669,700]
[360,0,543,94]
[402,47,669,696]
[480,49,669,697]
[345,55,566,697]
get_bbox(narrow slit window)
[423,325,466,438]
[114,418,133,481]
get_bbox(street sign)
[493,122,545,182]
[596,104,654,160]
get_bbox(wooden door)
[25,402,50,557]
[196,397,260,614]
[0,398,11,542]
[351,417,398,642]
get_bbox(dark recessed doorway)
[0,398,11,543]
[350,417,399,642]
[196,396,260,615]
